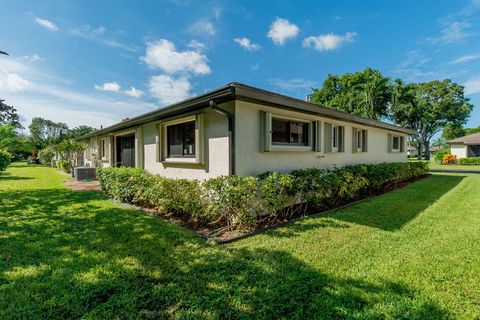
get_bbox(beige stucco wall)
[450,143,467,159]
[142,106,231,179]
[234,100,408,177]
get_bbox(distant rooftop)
[448,132,480,145]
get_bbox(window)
[392,136,400,151]
[357,131,362,151]
[100,138,106,159]
[167,120,196,158]
[272,118,309,146]
[332,125,339,149]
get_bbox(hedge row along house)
[78,83,413,179]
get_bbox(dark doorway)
[116,135,136,168]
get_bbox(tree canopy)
[309,68,391,120]
[0,99,22,129]
[28,117,69,150]
[390,79,473,159]
[442,124,480,140]
[68,125,96,139]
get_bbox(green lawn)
[409,158,480,172]
[428,159,480,171]
[1,162,480,319]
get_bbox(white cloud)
[303,32,356,51]
[269,78,316,91]
[267,18,300,45]
[141,39,211,75]
[0,73,32,92]
[71,25,137,52]
[428,20,473,44]
[187,40,205,50]
[148,75,191,105]
[464,76,480,95]
[450,54,480,64]
[21,54,43,63]
[35,18,58,31]
[234,37,260,51]
[125,87,143,98]
[188,20,216,36]
[94,81,121,92]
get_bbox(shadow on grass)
[0,172,34,181]
[0,186,452,319]
[328,174,466,232]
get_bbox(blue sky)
[1,0,479,129]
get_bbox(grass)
[409,158,480,172]
[1,162,480,319]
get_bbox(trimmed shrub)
[203,176,260,229]
[97,162,429,231]
[459,158,480,165]
[0,149,12,171]
[434,149,450,163]
[442,154,456,165]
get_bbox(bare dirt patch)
[64,180,100,192]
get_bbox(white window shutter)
[314,121,321,151]
[387,134,393,153]
[263,111,272,152]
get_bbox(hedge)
[459,158,480,165]
[0,149,12,171]
[98,161,429,231]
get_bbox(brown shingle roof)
[448,132,480,145]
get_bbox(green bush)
[0,149,12,171]
[204,175,260,229]
[56,159,71,173]
[459,158,480,165]
[38,146,56,165]
[97,162,429,231]
[434,149,450,163]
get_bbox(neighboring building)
[78,83,413,179]
[448,132,480,159]
[407,145,445,158]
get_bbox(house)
[448,132,480,159]
[78,82,413,179]
[407,145,445,158]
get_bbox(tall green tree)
[309,68,391,120]
[29,117,69,150]
[442,124,480,140]
[391,79,473,160]
[0,124,32,159]
[68,125,96,139]
[0,99,22,129]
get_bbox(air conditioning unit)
[74,167,97,181]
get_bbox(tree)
[309,68,391,120]
[29,117,69,150]
[443,125,480,140]
[68,125,96,139]
[391,79,473,160]
[432,136,447,147]
[0,99,22,129]
[0,124,32,159]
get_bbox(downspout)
[210,100,235,175]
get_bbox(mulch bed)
[64,180,101,192]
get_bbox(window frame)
[166,120,196,159]
[160,115,204,164]
[271,117,310,147]
[266,113,314,152]
[332,125,339,151]
[100,138,107,160]
[392,135,401,152]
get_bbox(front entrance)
[116,135,136,168]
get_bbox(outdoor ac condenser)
[74,167,97,181]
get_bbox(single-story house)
[448,132,480,158]
[78,82,413,179]
[407,145,445,158]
